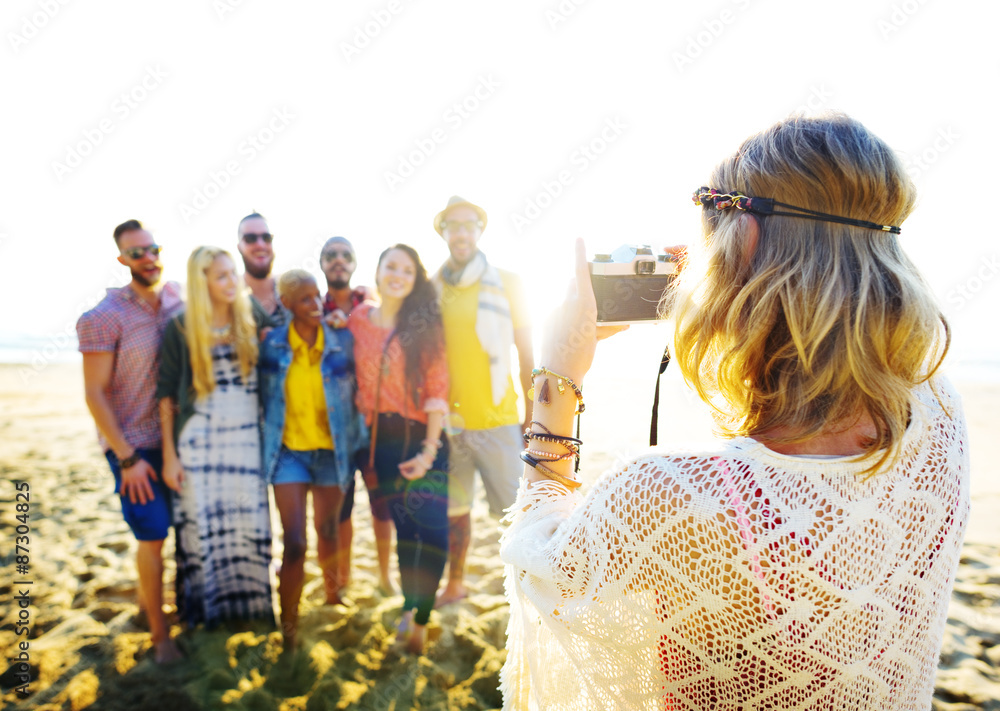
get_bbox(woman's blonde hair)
[670,113,949,474]
[185,246,258,397]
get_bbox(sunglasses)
[121,244,162,260]
[440,219,483,233]
[321,249,354,263]
[242,232,273,244]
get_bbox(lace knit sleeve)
[500,457,687,600]
[500,382,969,710]
[500,455,699,709]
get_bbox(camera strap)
[649,345,671,446]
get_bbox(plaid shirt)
[323,286,367,316]
[76,282,184,451]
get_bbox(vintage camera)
[589,245,677,325]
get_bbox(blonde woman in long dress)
[158,246,274,628]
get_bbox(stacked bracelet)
[420,438,440,458]
[528,366,585,452]
[523,421,582,472]
[523,422,582,451]
[520,451,582,490]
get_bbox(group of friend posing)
[77,196,533,659]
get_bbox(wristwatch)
[119,451,142,469]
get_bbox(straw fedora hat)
[433,195,487,236]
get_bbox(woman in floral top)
[348,243,449,653]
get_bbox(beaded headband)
[692,187,902,235]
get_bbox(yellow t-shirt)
[439,269,528,431]
[282,325,334,451]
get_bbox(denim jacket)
[259,322,367,485]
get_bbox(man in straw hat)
[431,196,534,606]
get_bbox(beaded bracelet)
[528,368,585,458]
[520,450,583,490]
[524,447,577,462]
[523,422,583,471]
[528,368,585,414]
[524,435,580,456]
[523,421,582,443]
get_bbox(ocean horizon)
[4,331,999,385]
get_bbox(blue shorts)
[105,448,172,542]
[271,447,341,487]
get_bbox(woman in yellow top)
[259,269,361,651]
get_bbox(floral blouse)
[347,302,449,426]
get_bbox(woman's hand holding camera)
[540,239,629,385]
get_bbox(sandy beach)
[1,361,998,710]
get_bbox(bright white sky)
[2,0,998,379]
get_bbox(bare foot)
[397,610,413,637]
[377,577,397,597]
[153,638,183,664]
[325,591,347,606]
[406,623,427,654]
[434,582,468,608]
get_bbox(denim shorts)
[105,448,172,541]
[271,446,341,487]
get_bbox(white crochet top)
[500,378,969,710]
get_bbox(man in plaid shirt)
[77,219,184,663]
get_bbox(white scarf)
[434,251,514,406]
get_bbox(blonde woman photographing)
[157,246,274,629]
[501,114,969,710]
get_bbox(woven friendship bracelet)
[523,421,582,445]
[523,432,581,454]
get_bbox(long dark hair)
[376,244,444,406]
